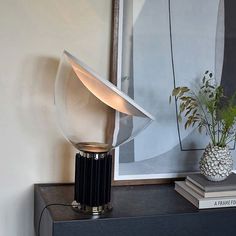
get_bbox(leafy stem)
[170,71,236,147]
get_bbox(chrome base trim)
[78,150,108,159]
[72,201,112,215]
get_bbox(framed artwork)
[111,0,236,185]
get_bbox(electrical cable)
[37,203,73,236]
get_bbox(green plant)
[170,71,236,147]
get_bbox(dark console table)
[34,183,236,236]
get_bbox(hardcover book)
[185,180,236,198]
[175,181,236,209]
[186,173,236,192]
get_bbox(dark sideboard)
[34,183,236,236]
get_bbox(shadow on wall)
[16,55,75,182]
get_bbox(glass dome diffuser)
[55,50,154,152]
[54,50,155,214]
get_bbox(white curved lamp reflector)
[65,51,155,120]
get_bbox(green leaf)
[202,76,206,84]
[184,109,192,117]
[180,103,186,112]
[192,120,197,127]
[209,93,214,98]
[180,96,189,101]
[208,85,215,89]
[181,87,190,93]
[192,109,197,116]
[184,120,191,129]
[172,87,180,96]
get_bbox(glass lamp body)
[55,51,154,214]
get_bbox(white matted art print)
[112,0,236,183]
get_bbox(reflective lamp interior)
[55,51,154,152]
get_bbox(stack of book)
[175,173,236,209]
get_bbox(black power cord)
[37,203,73,236]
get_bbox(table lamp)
[55,50,155,215]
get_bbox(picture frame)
[110,0,236,185]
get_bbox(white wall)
[0,1,111,235]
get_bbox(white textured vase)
[199,144,233,181]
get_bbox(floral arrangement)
[170,71,236,147]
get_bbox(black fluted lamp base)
[73,143,113,215]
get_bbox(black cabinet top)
[35,183,236,222]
